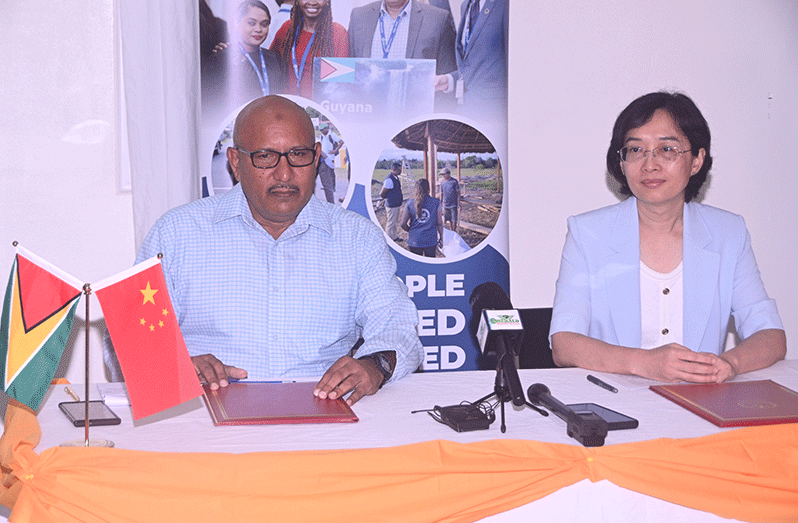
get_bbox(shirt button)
[661,328,669,335]
[663,288,670,295]
[273,335,278,341]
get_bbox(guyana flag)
[0,246,83,410]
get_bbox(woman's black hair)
[606,91,713,203]
[237,0,271,22]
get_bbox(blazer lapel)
[405,0,422,58]
[606,198,642,348]
[682,203,719,351]
[463,0,496,57]
[359,4,381,57]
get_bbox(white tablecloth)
[7,360,798,523]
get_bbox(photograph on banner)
[203,100,349,203]
[199,0,508,127]
[370,118,501,259]
[198,0,510,371]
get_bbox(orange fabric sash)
[1,403,796,522]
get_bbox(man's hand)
[434,74,450,92]
[637,344,718,383]
[313,356,382,406]
[192,354,247,390]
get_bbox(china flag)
[94,257,201,419]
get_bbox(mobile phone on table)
[58,400,122,427]
[567,402,638,430]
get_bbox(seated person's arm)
[551,332,720,383]
[716,329,786,382]
[314,222,422,405]
[550,217,722,383]
[192,353,248,390]
[314,351,395,405]
[135,218,248,391]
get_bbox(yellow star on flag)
[141,282,158,305]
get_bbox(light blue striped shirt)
[370,1,412,59]
[135,186,423,382]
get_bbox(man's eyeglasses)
[235,147,317,169]
[618,145,690,163]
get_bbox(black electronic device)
[527,383,608,447]
[567,403,639,430]
[433,404,494,432]
[59,401,122,427]
[468,282,548,432]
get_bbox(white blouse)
[640,261,684,349]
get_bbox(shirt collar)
[380,0,412,20]
[213,185,333,239]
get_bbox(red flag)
[94,257,201,419]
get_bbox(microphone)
[527,383,608,447]
[469,282,525,407]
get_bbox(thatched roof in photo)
[391,120,495,154]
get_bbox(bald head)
[226,95,321,239]
[233,95,315,148]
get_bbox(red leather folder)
[202,381,359,426]
[650,379,798,427]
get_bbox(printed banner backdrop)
[199,0,508,371]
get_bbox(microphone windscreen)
[527,383,551,402]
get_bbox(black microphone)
[469,282,526,407]
[527,383,608,447]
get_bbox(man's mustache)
[268,184,300,193]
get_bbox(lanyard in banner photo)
[238,43,270,96]
[378,10,403,59]
[291,25,317,94]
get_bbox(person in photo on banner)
[201,1,283,120]
[347,0,458,111]
[264,0,294,49]
[400,178,443,258]
[440,0,508,119]
[549,91,786,383]
[317,121,343,203]
[438,166,460,233]
[270,0,349,99]
[379,160,404,242]
[109,95,421,406]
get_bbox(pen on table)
[226,379,297,384]
[586,375,618,393]
[65,386,80,401]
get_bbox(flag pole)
[61,283,113,448]
[83,283,91,446]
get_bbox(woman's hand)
[637,344,719,383]
[712,355,738,383]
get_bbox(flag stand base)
[59,439,115,448]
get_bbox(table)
[1,362,797,522]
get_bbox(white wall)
[507,0,798,359]
[0,1,135,383]
[0,0,795,388]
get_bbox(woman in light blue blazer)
[550,92,785,383]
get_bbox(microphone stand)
[473,352,547,433]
